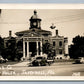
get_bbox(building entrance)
[29,42,37,57]
[29,42,41,57]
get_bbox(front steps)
[21,57,30,62]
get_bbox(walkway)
[12,61,29,67]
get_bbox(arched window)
[53,41,55,46]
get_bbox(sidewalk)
[12,61,73,66]
[52,62,73,66]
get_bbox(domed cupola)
[29,10,41,29]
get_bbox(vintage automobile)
[0,56,4,63]
[30,55,55,66]
[75,57,84,64]
[47,57,55,65]
[32,56,47,66]
[0,56,8,63]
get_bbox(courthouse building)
[4,10,69,60]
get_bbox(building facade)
[4,10,69,60]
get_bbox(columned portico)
[22,37,43,60]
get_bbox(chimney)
[56,29,58,36]
[9,30,12,37]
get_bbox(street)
[0,62,84,76]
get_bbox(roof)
[15,28,52,37]
[51,35,64,40]
[31,15,40,20]
[52,35,64,38]
[4,36,15,40]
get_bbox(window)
[53,41,55,46]
[59,41,62,47]
[45,40,48,43]
[59,50,62,54]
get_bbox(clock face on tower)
[33,22,37,26]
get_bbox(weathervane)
[50,23,56,29]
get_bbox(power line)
[0,13,84,24]
[54,13,84,20]
[54,15,84,23]
[44,13,84,24]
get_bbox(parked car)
[31,56,55,66]
[0,56,4,63]
[32,56,47,66]
[0,56,8,63]
[47,57,55,65]
[75,57,84,64]
[4,58,8,63]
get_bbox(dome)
[29,10,42,29]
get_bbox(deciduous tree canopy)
[69,35,84,59]
[42,42,54,58]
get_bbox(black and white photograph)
[0,4,84,80]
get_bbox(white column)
[36,41,39,56]
[40,41,42,56]
[65,42,68,55]
[23,41,25,58]
[27,41,29,58]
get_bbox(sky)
[0,9,84,45]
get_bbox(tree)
[69,35,84,59]
[5,37,16,61]
[0,35,23,61]
[4,38,23,61]
[16,40,23,61]
[0,36,4,56]
[42,42,54,58]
